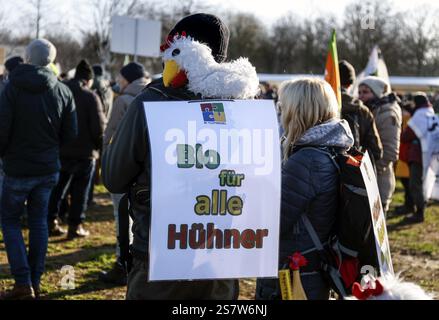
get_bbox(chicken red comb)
[160,31,188,52]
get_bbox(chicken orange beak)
[163,60,180,87]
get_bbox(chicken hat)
[160,13,259,99]
[168,13,229,63]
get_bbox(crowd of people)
[0,12,436,300]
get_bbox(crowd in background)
[0,11,437,300]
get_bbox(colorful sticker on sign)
[201,103,226,124]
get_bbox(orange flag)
[324,30,341,109]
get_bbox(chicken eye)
[172,49,180,57]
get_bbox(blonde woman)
[256,78,354,300]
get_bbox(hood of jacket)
[123,77,150,97]
[296,118,354,150]
[9,64,58,94]
[341,89,364,113]
[366,92,399,110]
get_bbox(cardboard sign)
[360,152,394,275]
[144,100,281,281]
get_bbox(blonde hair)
[280,78,339,161]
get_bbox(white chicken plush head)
[160,33,260,99]
[347,274,434,300]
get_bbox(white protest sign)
[144,100,281,281]
[111,15,161,58]
[360,152,394,275]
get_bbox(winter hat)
[359,76,389,98]
[4,56,24,72]
[92,64,104,77]
[339,60,356,86]
[413,92,430,108]
[25,39,57,67]
[167,13,229,63]
[120,62,146,83]
[74,59,94,81]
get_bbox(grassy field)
[0,183,438,300]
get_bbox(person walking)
[0,39,77,299]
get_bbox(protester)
[102,13,246,300]
[99,62,150,285]
[92,64,114,118]
[256,78,354,300]
[359,76,402,214]
[0,39,77,299]
[0,56,24,95]
[339,60,383,163]
[48,59,106,239]
[395,97,415,216]
[400,93,433,223]
[0,56,24,226]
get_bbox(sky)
[1,0,439,40]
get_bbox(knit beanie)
[74,59,94,81]
[339,60,356,86]
[4,56,24,72]
[359,76,389,98]
[120,62,146,83]
[167,13,229,63]
[25,39,57,67]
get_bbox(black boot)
[404,206,425,224]
[393,205,415,216]
[98,260,127,286]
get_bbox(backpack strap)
[301,213,348,298]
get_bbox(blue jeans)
[0,173,59,287]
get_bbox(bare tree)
[269,14,304,73]
[401,7,439,76]
[339,0,404,74]
[299,17,338,74]
[81,0,144,70]
[22,0,52,38]
[226,13,271,71]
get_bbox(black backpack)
[299,147,379,299]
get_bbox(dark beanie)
[413,92,430,109]
[92,64,103,77]
[120,62,145,83]
[339,60,356,86]
[75,59,94,81]
[5,56,24,72]
[168,13,229,63]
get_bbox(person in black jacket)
[48,60,106,239]
[339,60,383,163]
[256,78,354,300]
[0,39,77,300]
[102,13,248,300]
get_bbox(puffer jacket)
[256,119,354,300]
[103,77,150,147]
[366,93,402,173]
